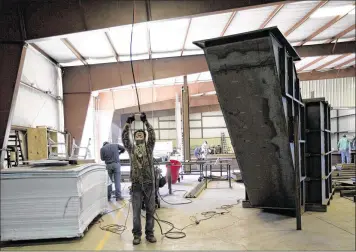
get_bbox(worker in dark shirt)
[100,142,125,201]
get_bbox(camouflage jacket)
[122,121,156,185]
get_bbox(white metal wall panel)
[160,130,176,140]
[301,77,356,107]
[331,136,337,150]
[159,121,176,129]
[159,116,175,121]
[203,128,229,138]
[202,111,223,116]
[202,117,226,127]
[190,121,201,128]
[152,118,159,128]
[338,109,355,117]
[190,129,201,138]
[12,85,60,129]
[330,110,337,117]
[339,117,355,132]
[13,47,63,131]
[21,48,61,97]
[330,118,337,132]
[190,113,201,120]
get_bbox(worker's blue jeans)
[106,162,121,198]
[131,183,155,238]
[340,150,351,164]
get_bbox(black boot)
[146,235,157,243]
[133,236,141,245]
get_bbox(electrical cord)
[96,199,131,235]
[141,199,242,239]
[158,189,193,205]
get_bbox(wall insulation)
[301,77,355,108]
[12,47,64,131]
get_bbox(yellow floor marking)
[95,202,126,251]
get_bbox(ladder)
[6,130,25,167]
[221,132,229,154]
[70,138,92,160]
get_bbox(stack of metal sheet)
[1,163,107,241]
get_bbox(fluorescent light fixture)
[205,91,217,96]
[311,5,355,18]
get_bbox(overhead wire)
[130,0,140,113]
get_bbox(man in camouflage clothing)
[122,112,156,245]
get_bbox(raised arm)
[122,115,136,152]
[145,120,156,152]
[122,123,133,153]
[140,112,155,153]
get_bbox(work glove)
[126,115,135,124]
[140,112,147,122]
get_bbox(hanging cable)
[130,0,141,113]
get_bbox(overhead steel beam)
[315,54,351,71]
[297,56,327,72]
[181,18,192,56]
[220,11,237,36]
[1,0,287,42]
[333,58,355,69]
[63,42,355,92]
[259,4,284,29]
[325,24,355,43]
[298,67,355,81]
[98,81,215,110]
[28,43,58,66]
[111,95,219,115]
[62,55,208,92]
[104,32,119,61]
[296,41,355,57]
[298,6,355,46]
[284,1,328,37]
[61,38,87,65]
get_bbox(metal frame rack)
[304,98,333,212]
[279,39,307,215]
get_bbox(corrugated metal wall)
[301,77,356,108]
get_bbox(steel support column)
[182,76,191,163]
[175,93,182,151]
[0,44,27,169]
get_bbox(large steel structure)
[195,27,306,210]
[304,98,333,212]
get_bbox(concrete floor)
[2,180,355,251]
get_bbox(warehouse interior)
[1,0,355,250]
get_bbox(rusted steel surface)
[195,27,304,209]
